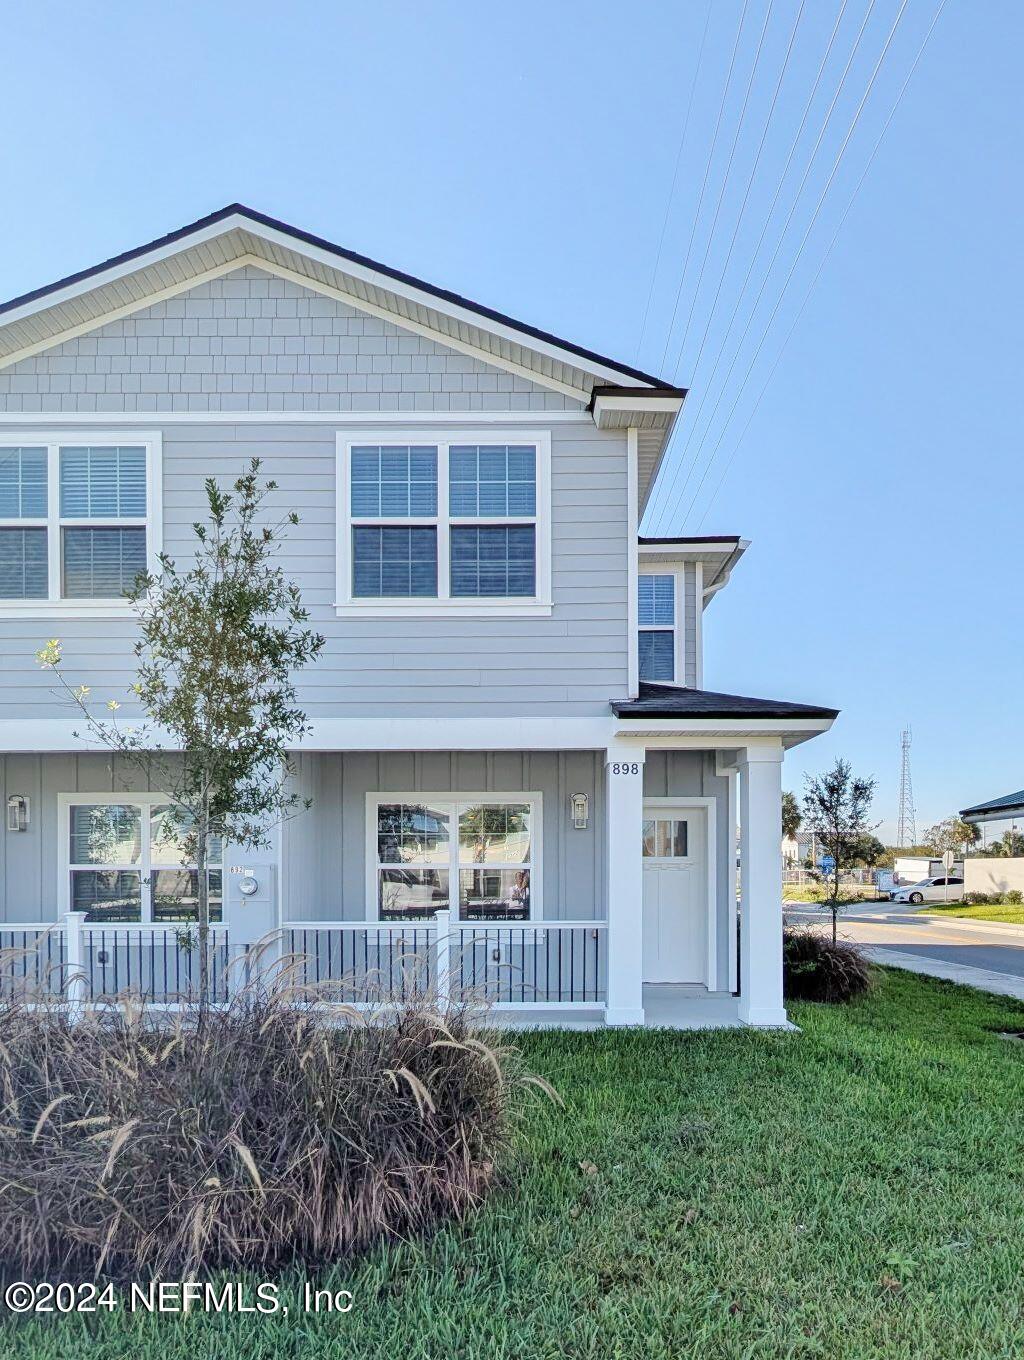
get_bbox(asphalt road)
[784,899,1024,979]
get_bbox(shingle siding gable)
[0,265,581,414]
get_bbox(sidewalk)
[865,948,1024,1003]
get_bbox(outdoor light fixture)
[571,793,589,830]
[6,794,29,832]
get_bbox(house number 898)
[611,763,640,775]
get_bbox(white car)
[891,876,964,905]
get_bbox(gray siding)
[0,268,630,719]
[285,751,605,923]
[0,266,578,414]
[0,752,167,922]
[683,562,699,687]
[644,750,734,991]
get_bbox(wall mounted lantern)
[6,795,29,832]
[571,793,589,830]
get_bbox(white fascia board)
[0,212,652,392]
[242,218,655,390]
[0,221,245,331]
[593,393,684,422]
[0,715,619,753]
[613,717,836,744]
[0,410,588,426]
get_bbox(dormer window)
[638,572,675,682]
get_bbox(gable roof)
[0,204,671,389]
[0,206,687,508]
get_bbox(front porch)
[0,732,806,1030]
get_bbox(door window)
[642,818,689,858]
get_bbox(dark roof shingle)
[611,682,839,721]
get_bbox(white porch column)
[604,747,645,1025]
[738,742,788,1027]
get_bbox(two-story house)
[0,206,836,1027]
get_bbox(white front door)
[642,806,707,985]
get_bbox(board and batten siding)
[284,751,606,923]
[0,267,630,718]
[0,752,168,922]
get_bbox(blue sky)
[1,1,1019,838]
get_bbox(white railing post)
[63,911,87,1026]
[434,908,452,1010]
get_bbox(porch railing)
[1,911,608,1016]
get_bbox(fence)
[1,910,608,1018]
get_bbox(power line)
[665,0,779,377]
[643,0,855,526]
[665,0,913,531]
[649,0,880,528]
[657,0,752,375]
[691,0,947,529]
[634,1,713,364]
[670,0,808,388]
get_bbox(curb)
[915,912,1024,939]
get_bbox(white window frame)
[638,570,680,685]
[336,429,552,617]
[365,791,542,922]
[0,431,162,618]
[58,791,225,926]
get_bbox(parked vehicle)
[891,877,965,905]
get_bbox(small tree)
[924,817,980,857]
[802,759,877,941]
[782,790,802,842]
[38,460,325,1005]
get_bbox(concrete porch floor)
[487,984,744,1031]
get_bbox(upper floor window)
[337,431,551,616]
[0,435,161,613]
[638,572,675,683]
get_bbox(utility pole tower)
[897,728,917,848]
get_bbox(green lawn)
[922,901,1024,926]
[5,969,1024,1358]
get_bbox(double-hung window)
[370,794,538,922]
[0,434,160,613]
[339,431,550,615]
[63,794,222,924]
[638,572,676,682]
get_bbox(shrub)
[1006,890,1023,906]
[0,977,546,1280]
[964,892,994,905]
[782,926,871,1004]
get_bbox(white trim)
[365,791,542,923]
[694,560,704,688]
[0,431,162,618]
[237,222,651,389]
[643,795,717,992]
[57,790,223,926]
[0,409,589,426]
[0,715,833,754]
[593,393,684,419]
[0,259,255,373]
[626,428,639,698]
[335,428,552,618]
[248,256,591,404]
[0,227,635,399]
